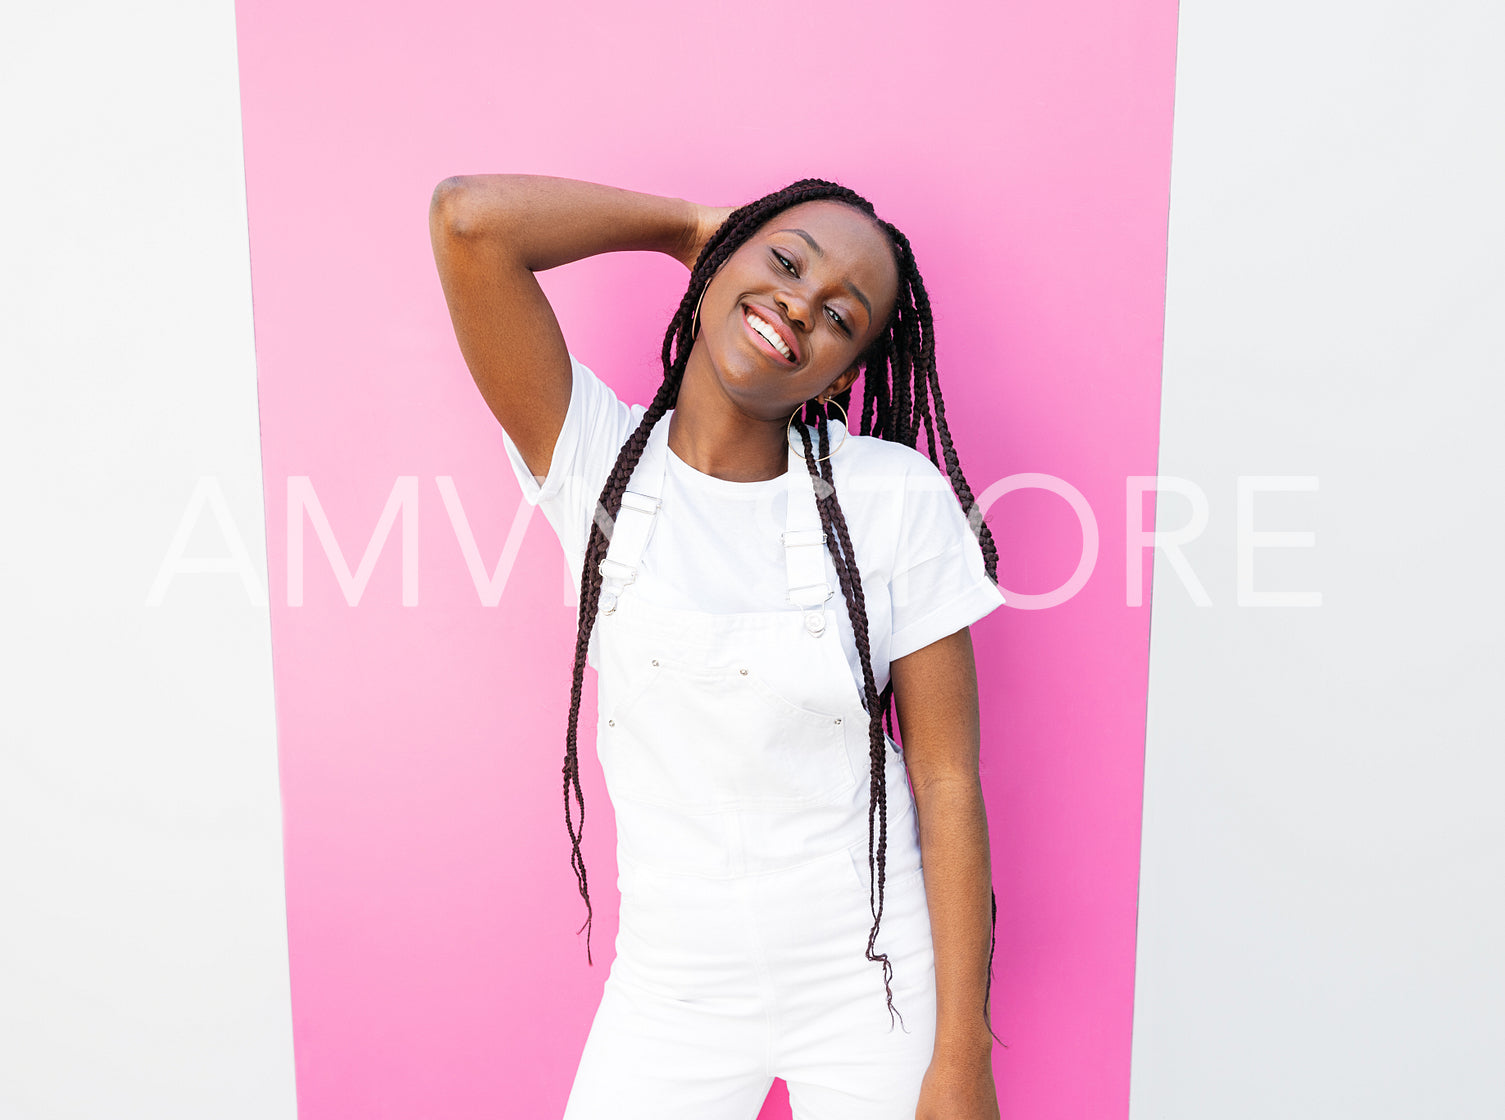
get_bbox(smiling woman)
[428,174,1006,1120]
[681,204,898,442]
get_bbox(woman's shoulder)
[822,432,976,567]
[831,431,954,494]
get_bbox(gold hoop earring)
[690,281,708,339]
[786,395,850,461]
[689,260,726,340]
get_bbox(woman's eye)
[772,248,849,334]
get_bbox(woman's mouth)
[742,305,797,363]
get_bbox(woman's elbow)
[430,176,480,239]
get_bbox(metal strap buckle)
[598,558,638,585]
[780,529,827,548]
[786,582,833,607]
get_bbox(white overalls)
[563,414,938,1119]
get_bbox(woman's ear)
[827,364,862,399]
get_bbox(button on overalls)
[562,413,938,1120]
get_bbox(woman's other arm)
[891,626,1001,1120]
[427,174,709,479]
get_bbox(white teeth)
[746,309,793,360]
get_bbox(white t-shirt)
[501,352,1006,696]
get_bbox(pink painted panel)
[234,1,1178,1116]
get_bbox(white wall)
[0,3,297,1117]
[1132,2,1505,1117]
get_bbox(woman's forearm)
[913,774,996,1061]
[430,173,698,271]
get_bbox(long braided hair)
[560,178,1003,1035]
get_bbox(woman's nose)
[775,287,812,332]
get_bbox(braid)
[559,256,703,964]
[797,409,902,1027]
[557,177,1004,1044]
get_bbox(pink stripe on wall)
[234,1,1178,1116]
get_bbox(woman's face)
[693,200,900,423]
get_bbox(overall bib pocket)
[601,655,858,811]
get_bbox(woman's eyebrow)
[775,228,872,323]
[777,228,825,257]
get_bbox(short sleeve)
[887,464,1006,662]
[499,352,644,586]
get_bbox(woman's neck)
[667,364,790,483]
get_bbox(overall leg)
[563,973,774,1120]
[566,861,776,1120]
[772,856,939,1120]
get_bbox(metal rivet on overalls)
[834,718,842,725]
[739,668,748,675]
[608,719,615,726]
[651,659,658,666]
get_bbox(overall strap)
[784,428,833,637]
[597,412,671,616]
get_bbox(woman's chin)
[700,358,779,416]
[687,337,800,421]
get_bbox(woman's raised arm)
[427,174,706,478]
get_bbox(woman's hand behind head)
[675,202,737,271]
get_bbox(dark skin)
[430,178,999,1118]
[668,200,895,482]
[893,628,1000,1120]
